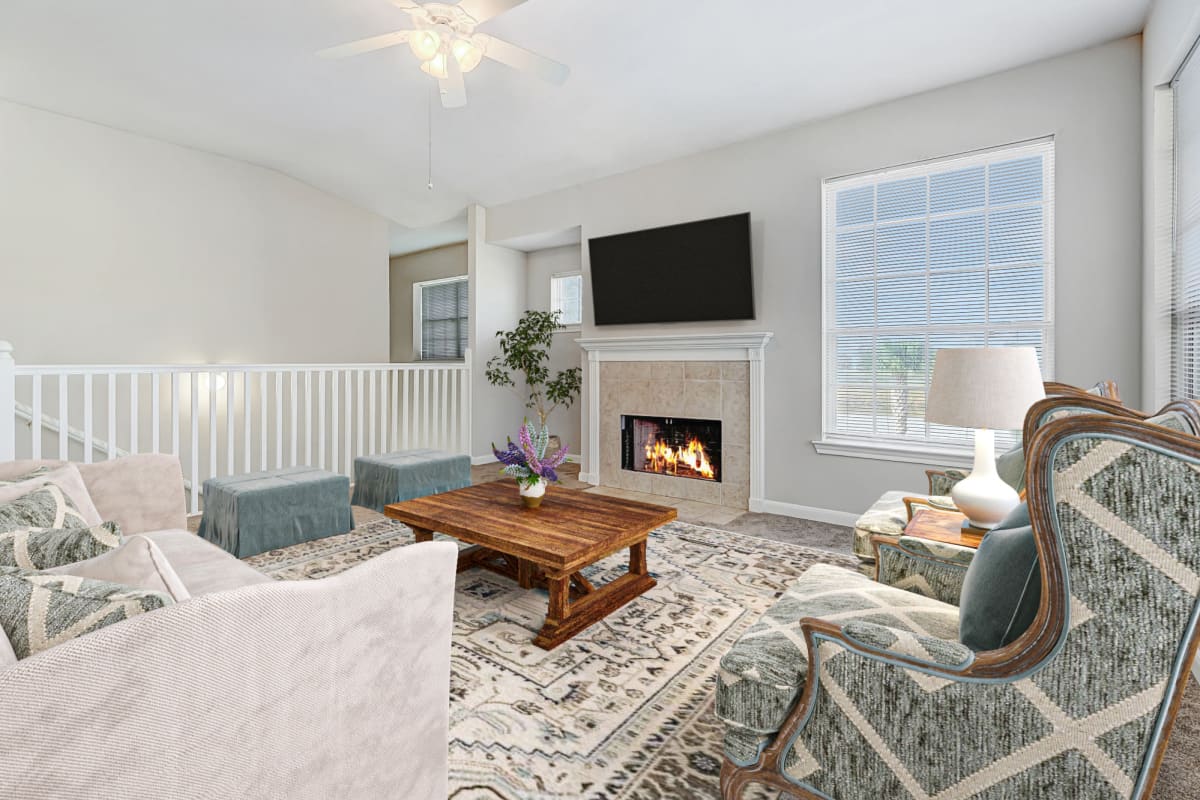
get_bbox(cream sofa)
[0,454,457,800]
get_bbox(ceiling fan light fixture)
[451,36,484,73]
[408,29,442,61]
[420,51,450,79]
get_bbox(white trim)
[750,498,860,528]
[811,437,974,468]
[413,275,469,362]
[577,332,773,507]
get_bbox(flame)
[643,436,716,480]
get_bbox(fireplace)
[621,415,722,483]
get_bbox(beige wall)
[389,243,468,362]
[0,100,390,365]
[524,244,583,452]
[485,38,1145,518]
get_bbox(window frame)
[412,275,469,362]
[815,138,1056,465]
[550,271,583,331]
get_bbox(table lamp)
[926,347,1045,530]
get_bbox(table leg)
[411,526,433,543]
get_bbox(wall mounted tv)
[588,212,754,325]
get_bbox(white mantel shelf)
[577,332,773,511]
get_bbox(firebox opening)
[621,415,722,483]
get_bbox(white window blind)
[1172,40,1200,399]
[417,277,469,361]
[822,139,1055,454]
[550,273,583,326]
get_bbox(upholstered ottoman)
[350,449,471,513]
[198,467,354,558]
[852,490,927,566]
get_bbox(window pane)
[551,274,582,326]
[419,278,468,360]
[836,281,874,328]
[988,266,1044,323]
[989,207,1043,264]
[930,214,986,271]
[930,270,986,326]
[836,185,874,226]
[930,166,985,213]
[836,230,874,279]
[876,275,926,327]
[877,221,926,274]
[877,176,927,221]
[989,156,1043,205]
[874,336,926,439]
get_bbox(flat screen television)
[588,212,754,325]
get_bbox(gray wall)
[485,38,1144,516]
[389,243,468,362]
[0,99,390,365]
[525,244,583,453]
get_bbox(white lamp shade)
[926,347,1045,431]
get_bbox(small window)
[414,277,468,360]
[550,273,583,327]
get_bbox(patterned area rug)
[245,518,858,798]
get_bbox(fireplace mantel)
[577,332,773,510]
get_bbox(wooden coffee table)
[384,481,677,649]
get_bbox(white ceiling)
[0,0,1149,255]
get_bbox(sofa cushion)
[142,530,271,596]
[0,465,102,528]
[0,627,15,666]
[46,535,189,602]
[0,567,172,659]
[1,521,123,570]
[716,563,959,751]
[0,485,91,534]
[958,505,1041,652]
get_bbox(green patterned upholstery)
[875,536,974,606]
[716,564,959,764]
[0,522,123,570]
[723,416,1200,799]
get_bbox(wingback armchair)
[718,407,1200,799]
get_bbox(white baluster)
[318,371,327,470]
[83,374,94,464]
[151,373,160,454]
[402,370,410,450]
[331,371,339,475]
[422,368,431,449]
[129,373,139,455]
[226,371,235,475]
[30,374,41,459]
[304,371,312,465]
[106,372,116,460]
[171,373,180,457]
[289,370,298,467]
[368,369,376,456]
[242,371,251,473]
[208,372,217,484]
[448,370,457,455]
[344,369,352,474]
[390,370,399,451]
[432,368,442,450]
[190,372,199,514]
[356,369,364,462]
[58,375,69,460]
[275,371,284,469]
[259,372,267,472]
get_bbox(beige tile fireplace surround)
[578,334,772,511]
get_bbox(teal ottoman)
[351,449,471,513]
[198,467,354,558]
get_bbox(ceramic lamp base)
[950,428,1021,530]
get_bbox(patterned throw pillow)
[0,466,52,486]
[0,484,89,533]
[0,521,123,570]
[0,567,172,660]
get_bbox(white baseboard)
[750,498,859,527]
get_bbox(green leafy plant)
[485,310,583,429]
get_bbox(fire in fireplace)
[621,415,721,482]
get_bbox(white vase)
[519,477,547,508]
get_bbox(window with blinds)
[822,139,1055,453]
[1172,40,1200,399]
[550,273,583,327]
[416,277,469,361]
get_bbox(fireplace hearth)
[621,415,721,482]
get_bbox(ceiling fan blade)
[477,34,569,85]
[456,0,528,24]
[390,0,424,11]
[317,30,413,59]
[439,56,467,108]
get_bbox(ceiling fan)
[317,0,570,109]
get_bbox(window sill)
[811,438,975,468]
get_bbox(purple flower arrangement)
[493,420,569,488]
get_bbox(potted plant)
[493,421,570,508]
[485,310,583,450]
